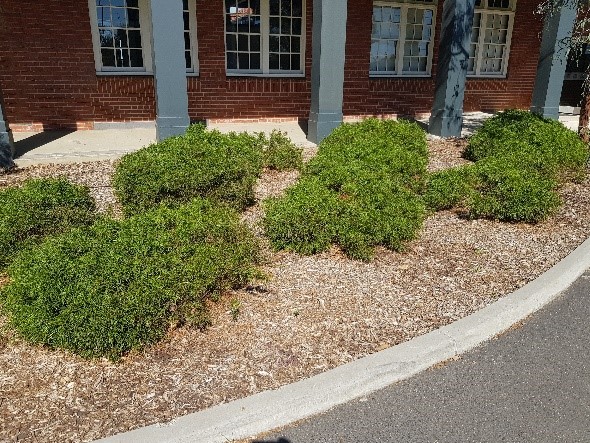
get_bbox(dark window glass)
[227,52,238,69]
[250,52,261,69]
[291,54,300,71]
[270,0,280,15]
[269,36,279,52]
[101,48,116,66]
[280,53,290,70]
[226,34,237,50]
[128,30,142,48]
[250,35,260,51]
[269,53,279,69]
[127,8,140,27]
[238,52,250,69]
[130,48,143,67]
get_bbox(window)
[370,0,436,77]
[183,0,199,73]
[89,0,199,74]
[468,0,515,77]
[224,0,305,76]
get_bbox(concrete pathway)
[260,267,590,442]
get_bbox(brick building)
[0,0,578,150]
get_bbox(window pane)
[238,52,250,69]
[128,30,142,48]
[95,0,143,69]
[225,0,262,71]
[270,36,280,52]
[280,53,290,70]
[250,52,261,69]
[250,35,260,51]
[270,0,280,15]
[127,8,140,27]
[97,7,111,27]
[269,53,280,69]
[130,48,143,67]
[111,8,127,27]
[281,0,292,16]
[99,29,114,47]
[291,54,300,71]
[226,34,237,50]
[371,6,401,73]
[401,7,434,74]
[101,48,116,66]
[227,51,238,69]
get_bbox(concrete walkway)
[9,112,581,168]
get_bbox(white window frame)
[184,0,200,75]
[224,0,306,78]
[88,0,199,76]
[467,0,515,78]
[370,0,437,78]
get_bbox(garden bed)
[1,137,590,442]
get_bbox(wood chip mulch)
[1,139,589,443]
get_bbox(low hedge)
[0,178,96,269]
[113,125,302,217]
[0,198,260,360]
[425,110,589,223]
[264,118,428,260]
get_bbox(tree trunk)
[578,92,590,143]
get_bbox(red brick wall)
[190,0,313,122]
[343,0,543,119]
[0,0,543,130]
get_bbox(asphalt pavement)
[258,268,590,443]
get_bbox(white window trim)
[467,2,515,78]
[369,1,437,78]
[185,0,200,75]
[88,0,199,76]
[224,0,307,77]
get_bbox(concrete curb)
[96,237,590,443]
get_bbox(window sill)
[466,74,507,79]
[226,72,306,79]
[96,71,153,76]
[96,71,201,77]
[369,73,432,78]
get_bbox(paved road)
[255,268,590,443]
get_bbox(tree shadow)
[13,130,75,159]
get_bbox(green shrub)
[0,198,260,360]
[0,178,96,269]
[424,166,477,211]
[466,109,588,182]
[262,130,303,171]
[113,124,266,216]
[469,156,561,223]
[263,177,341,255]
[264,118,428,260]
[427,110,589,223]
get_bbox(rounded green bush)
[0,178,96,269]
[465,109,589,182]
[113,124,266,216]
[264,118,429,260]
[0,198,260,360]
[469,157,561,223]
[263,177,341,255]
